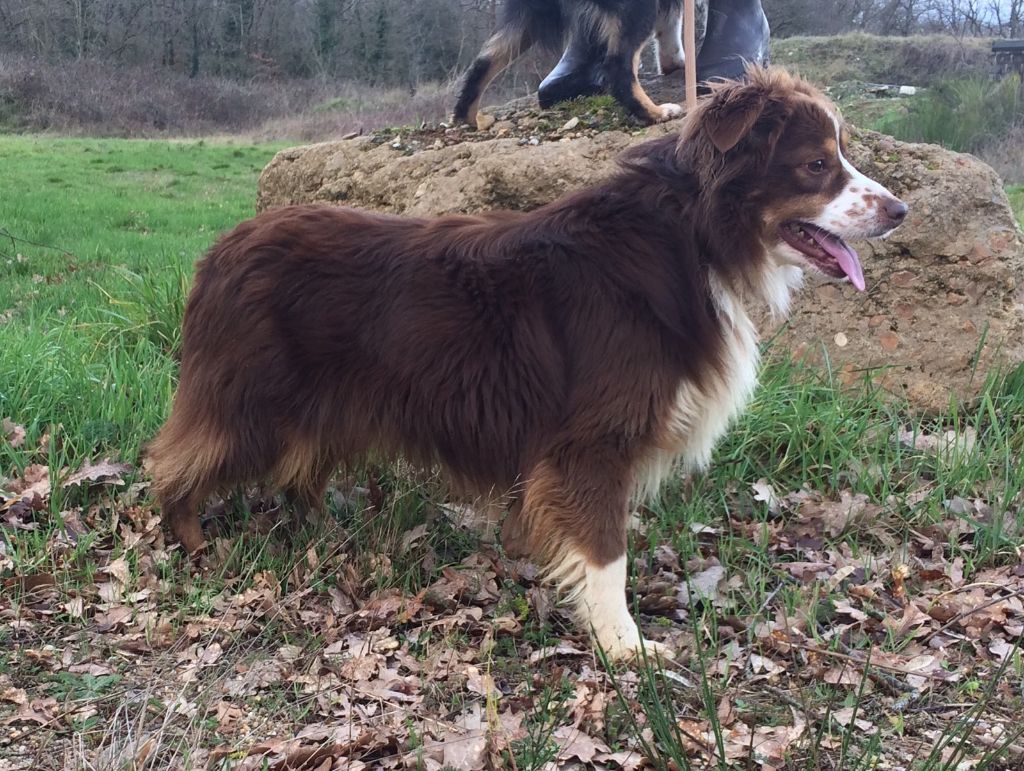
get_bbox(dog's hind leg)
[282,452,338,529]
[149,392,282,555]
[454,25,535,126]
[147,417,228,555]
[454,0,570,126]
[162,493,206,555]
[519,451,673,662]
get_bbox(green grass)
[0,137,283,476]
[872,76,1022,154]
[1008,184,1024,226]
[771,33,992,89]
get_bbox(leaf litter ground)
[2,403,1024,771]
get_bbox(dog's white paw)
[636,638,675,662]
[599,632,675,663]
[657,102,686,121]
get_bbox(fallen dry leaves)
[1,451,1023,770]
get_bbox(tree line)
[0,0,1020,88]
[764,0,1022,37]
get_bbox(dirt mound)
[258,116,1023,412]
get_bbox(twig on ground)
[0,227,76,259]
[921,587,1024,644]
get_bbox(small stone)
[528,136,540,146]
[894,302,916,319]
[341,131,359,140]
[898,85,917,96]
[838,361,859,386]
[561,117,580,132]
[476,113,496,132]
[879,331,900,351]
[891,270,917,287]
[834,332,848,347]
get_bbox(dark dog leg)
[604,49,684,124]
[600,0,684,124]
[453,26,533,126]
[164,493,206,555]
[454,0,577,129]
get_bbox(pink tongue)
[817,232,865,292]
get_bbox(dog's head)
[679,66,907,292]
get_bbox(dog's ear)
[704,86,768,153]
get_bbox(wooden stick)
[684,0,698,109]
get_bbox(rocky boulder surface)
[257,109,1023,412]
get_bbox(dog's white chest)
[635,281,763,501]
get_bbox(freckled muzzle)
[779,189,908,292]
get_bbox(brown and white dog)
[148,67,906,660]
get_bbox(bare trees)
[1,0,1021,86]
[0,0,488,85]
[764,0,1024,36]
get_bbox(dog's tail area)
[453,0,567,124]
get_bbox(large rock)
[257,123,1024,412]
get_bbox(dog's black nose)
[883,198,908,226]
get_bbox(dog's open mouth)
[779,222,865,292]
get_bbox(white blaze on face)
[811,114,900,240]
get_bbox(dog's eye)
[806,159,827,174]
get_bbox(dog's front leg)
[605,50,684,125]
[520,454,673,662]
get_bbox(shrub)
[0,52,455,138]
[875,75,1022,154]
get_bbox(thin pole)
[684,0,698,109]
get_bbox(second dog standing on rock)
[454,0,689,126]
[453,0,773,126]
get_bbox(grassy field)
[1009,185,1024,225]
[2,138,1024,770]
[0,137,282,469]
[771,33,992,89]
